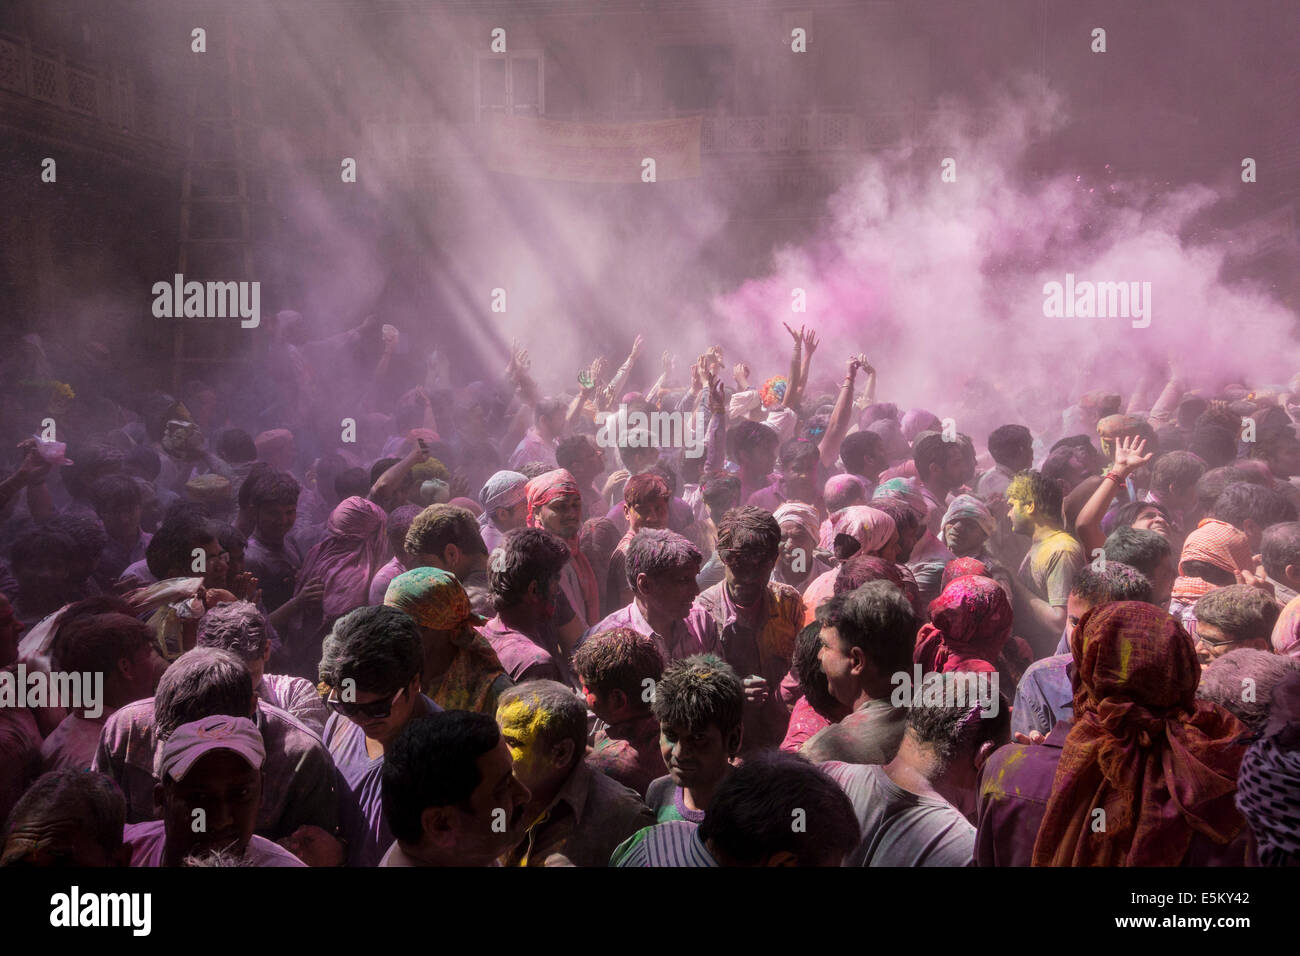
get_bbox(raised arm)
[820,355,869,469]
[1074,435,1153,552]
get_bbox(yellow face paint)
[496,696,556,782]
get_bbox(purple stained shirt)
[123,820,306,867]
[583,600,712,666]
[477,616,571,686]
[368,556,406,606]
[322,694,441,868]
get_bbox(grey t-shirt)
[822,761,975,867]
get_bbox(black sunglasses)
[326,685,408,720]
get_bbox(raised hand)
[578,369,595,392]
[733,362,750,388]
[1112,435,1153,477]
[707,370,726,415]
[802,328,820,355]
[661,350,674,376]
[630,334,645,359]
[782,321,804,345]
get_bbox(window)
[661,44,733,111]
[476,53,543,122]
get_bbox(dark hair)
[1194,584,1281,643]
[489,527,570,609]
[1261,521,1300,581]
[2,771,125,861]
[382,712,501,843]
[1101,527,1171,580]
[715,506,781,563]
[318,605,423,693]
[88,474,143,516]
[913,432,955,479]
[216,429,257,464]
[1252,432,1300,468]
[405,505,487,559]
[988,425,1032,467]
[517,460,556,480]
[623,473,671,510]
[1196,650,1300,732]
[1212,482,1297,531]
[906,699,1011,773]
[1006,470,1064,525]
[624,529,702,590]
[817,581,916,677]
[497,680,588,757]
[384,505,422,562]
[868,497,921,537]
[652,654,744,735]
[153,648,254,739]
[248,470,301,510]
[51,613,153,676]
[534,397,567,425]
[1068,563,1153,605]
[124,444,161,481]
[840,431,884,476]
[700,473,742,513]
[63,443,124,500]
[1150,451,1206,495]
[1196,465,1257,514]
[727,420,779,460]
[196,601,270,660]
[1188,424,1237,469]
[145,504,216,579]
[698,752,860,867]
[793,622,837,715]
[334,467,371,501]
[369,458,400,489]
[573,626,663,699]
[555,435,597,473]
[779,438,820,474]
[44,514,108,564]
[1111,499,1174,532]
[10,529,76,571]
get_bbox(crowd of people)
[1,316,1298,867]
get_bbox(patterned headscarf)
[384,568,507,713]
[941,494,996,538]
[1032,601,1249,867]
[525,469,582,530]
[831,506,897,556]
[1171,518,1254,603]
[479,470,528,513]
[1235,671,1300,865]
[1270,594,1300,658]
[774,502,821,544]
[913,575,1012,674]
[940,557,990,593]
[525,468,599,623]
[294,496,388,618]
[384,566,486,631]
[872,477,926,517]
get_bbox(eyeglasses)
[326,685,408,720]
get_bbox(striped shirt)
[611,821,717,867]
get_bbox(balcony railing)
[0,30,183,148]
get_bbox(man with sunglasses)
[319,605,441,866]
